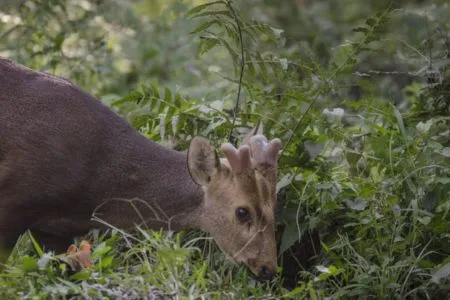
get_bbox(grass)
[0,228,286,299]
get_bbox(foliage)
[1,0,449,298]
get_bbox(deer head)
[187,125,281,280]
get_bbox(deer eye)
[236,207,251,223]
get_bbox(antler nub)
[249,135,281,166]
[221,123,281,175]
[221,143,251,173]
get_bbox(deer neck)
[94,131,208,232]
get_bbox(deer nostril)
[258,266,275,280]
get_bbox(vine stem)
[281,89,324,156]
[226,0,245,143]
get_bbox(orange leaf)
[61,241,93,271]
[66,244,78,254]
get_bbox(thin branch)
[281,89,325,156]
[226,0,245,143]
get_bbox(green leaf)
[21,256,38,272]
[174,93,184,107]
[282,286,305,298]
[285,92,309,103]
[53,32,65,50]
[276,173,294,193]
[190,20,218,34]
[224,24,239,46]
[92,242,111,259]
[246,56,256,77]
[440,147,450,157]
[112,90,144,106]
[331,43,356,73]
[164,87,172,104]
[151,83,162,113]
[392,104,406,140]
[431,263,450,284]
[69,271,90,281]
[366,17,376,27]
[217,36,239,62]
[417,216,431,225]
[280,222,303,254]
[436,177,450,184]
[352,26,370,34]
[195,262,208,289]
[28,231,44,258]
[344,198,367,211]
[150,83,160,99]
[99,255,114,269]
[167,105,176,122]
[190,10,231,19]
[186,1,226,17]
[256,52,268,82]
[199,37,220,55]
[304,140,324,160]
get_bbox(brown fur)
[0,58,280,278]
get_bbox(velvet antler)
[221,123,281,179]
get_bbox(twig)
[226,0,245,143]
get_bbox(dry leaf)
[61,240,93,272]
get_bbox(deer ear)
[187,137,220,186]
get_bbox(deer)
[0,58,281,280]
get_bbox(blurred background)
[1,0,448,106]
